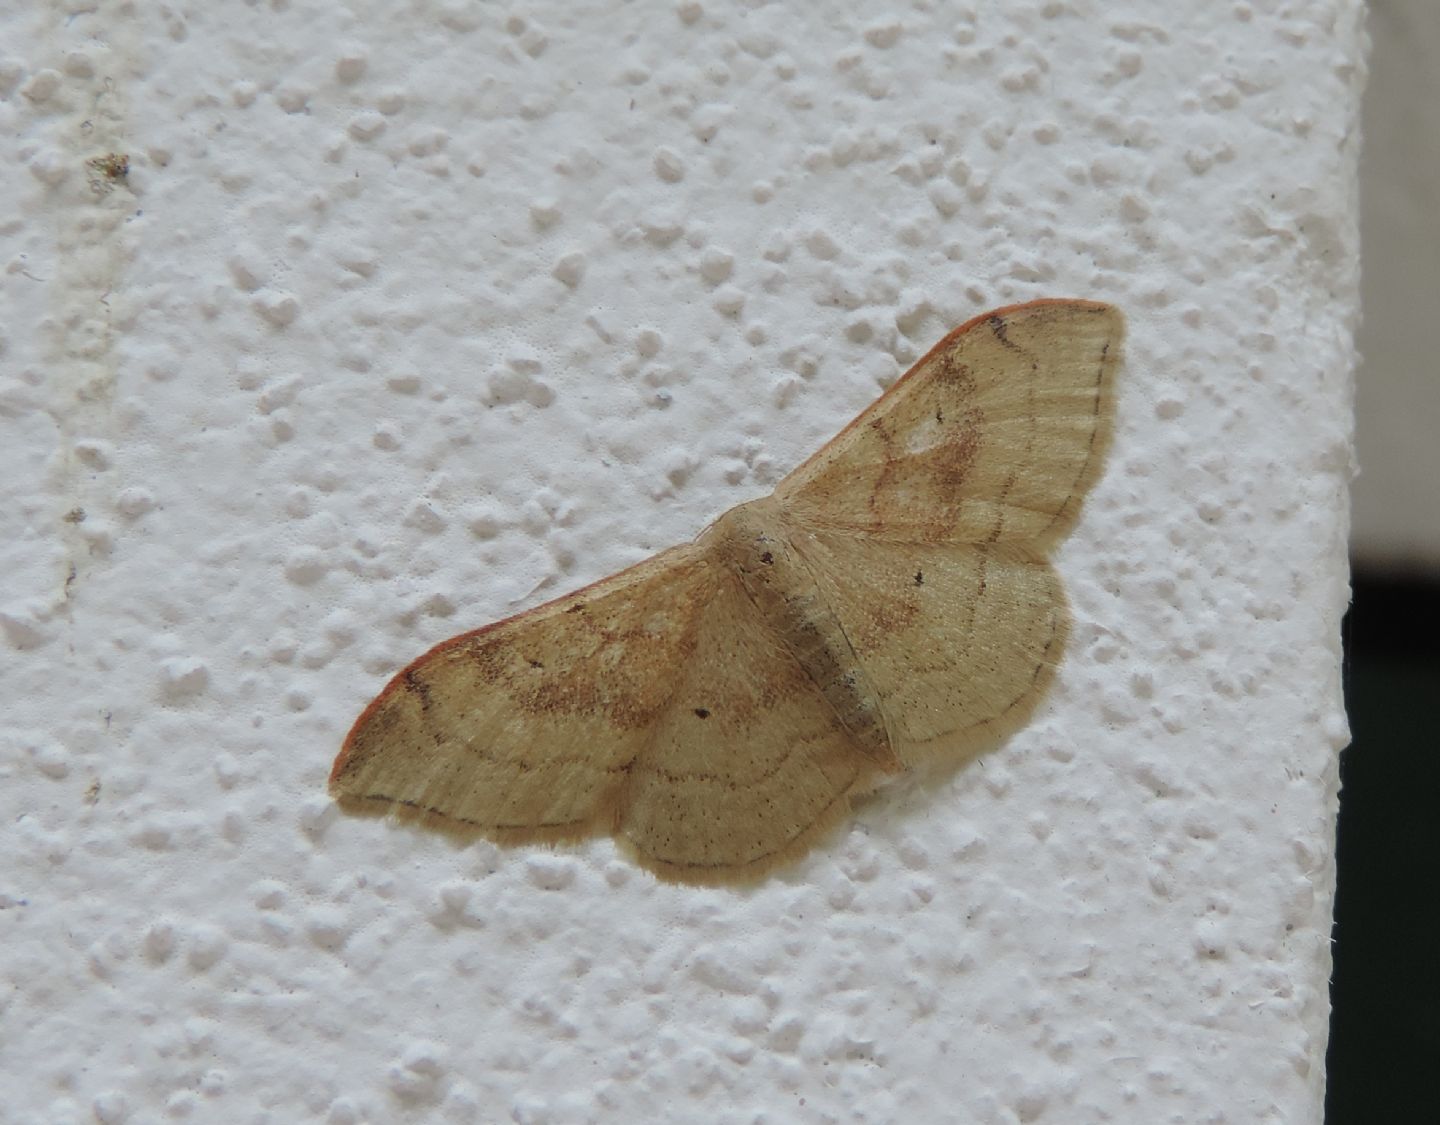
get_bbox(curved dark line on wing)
[353,793,590,832]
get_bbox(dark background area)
[1326,570,1440,1121]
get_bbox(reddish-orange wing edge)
[328,549,693,798]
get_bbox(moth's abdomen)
[702,500,901,772]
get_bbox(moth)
[331,299,1122,884]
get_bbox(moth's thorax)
[702,497,901,773]
[701,495,789,573]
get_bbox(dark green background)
[1326,572,1440,1121]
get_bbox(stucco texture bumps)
[1,2,1360,1122]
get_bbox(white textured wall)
[2,3,1362,1122]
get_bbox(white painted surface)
[2,3,1362,1122]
